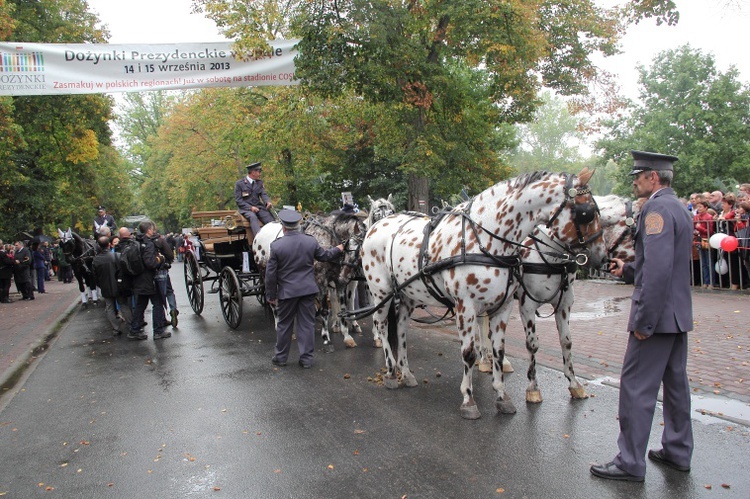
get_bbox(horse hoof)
[569,386,588,399]
[323,343,335,353]
[502,358,514,373]
[460,403,481,420]
[373,338,382,348]
[526,390,543,404]
[495,394,517,414]
[81,303,88,309]
[478,360,492,373]
[383,376,399,390]
[344,338,357,348]
[403,374,418,388]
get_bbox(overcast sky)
[86,0,749,100]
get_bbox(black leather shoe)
[271,357,287,367]
[590,461,644,482]
[648,449,690,472]
[298,361,312,369]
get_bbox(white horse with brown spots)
[477,194,642,400]
[361,169,608,419]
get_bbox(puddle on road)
[535,295,630,321]
[591,376,750,428]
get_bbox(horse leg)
[519,295,543,403]
[75,266,88,307]
[454,306,481,420]
[318,291,334,353]
[337,283,357,348]
[394,302,417,388]
[554,291,587,399]
[477,314,492,373]
[373,300,399,389]
[489,305,517,415]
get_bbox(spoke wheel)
[219,266,243,329]
[184,250,204,315]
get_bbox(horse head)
[366,194,396,228]
[596,195,643,264]
[540,168,608,270]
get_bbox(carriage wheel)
[184,250,204,315]
[219,266,243,329]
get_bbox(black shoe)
[590,462,644,482]
[271,357,287,367]
[127,331,147,340]
[298,360,312,369]
[170,309,179,328]
[153,331,172,340]
[648,449,690,472]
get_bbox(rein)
[607,199,637,257]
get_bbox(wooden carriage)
[183,209,267,329]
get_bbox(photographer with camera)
[129,221,170,340]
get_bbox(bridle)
[544,175,603,266]
[606,199,637,258]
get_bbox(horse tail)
[387,299,398,356]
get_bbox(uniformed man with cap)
[93,205,116,238]
[265,210,344,369]
[591,151,694,482]
[234,162,274,235]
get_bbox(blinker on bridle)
[546,174,602,266]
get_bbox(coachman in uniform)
[591,151,694,482]
[234,162,274,236]
[265,210,343,369]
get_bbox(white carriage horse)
[252,212,367,351]
[476,194,641,404]
[330,195,397,348]
[361,169,608,419]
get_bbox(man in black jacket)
[0,240,14,303]
[13,240,34,300]
[129,221,170,340]
[92,237,127,336]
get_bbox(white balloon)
[709,233,728,250]
[715,259,729,275]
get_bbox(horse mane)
[510,171,554,189]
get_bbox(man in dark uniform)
[265,210,344,368]
[591,151,694,482]
[93,206,116,238]
[13,240,34,300]
[234,162,274,236]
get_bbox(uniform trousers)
[613,332,693,477]
[240,208,274,236]
[274,294,316,364]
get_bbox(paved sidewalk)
[0,278,80,395]
[2,275,749,409]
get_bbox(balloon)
[721,235,739,252]
[715,259,729,275]
[709,233,728,250]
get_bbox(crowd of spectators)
[685,185,750,290]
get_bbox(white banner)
[0,39,298,96]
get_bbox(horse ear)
[387,193,393,203]
[57,228,64,237]
[368,195,374,204]
[577,167,595,186]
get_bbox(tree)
[195,0,666,210]
[0,0,130,239]
[596,45,750,197]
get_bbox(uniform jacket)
[0,249,14,279]
[234,177,270,212]
[92,250,121,299]
[13,247,31,283]
[93,214,116,236]
[265,231,342,301]
[622,188,693,336]
[132,234,161,296]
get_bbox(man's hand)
[268,299,277,306]
[609,257,625,277]
[336,244,344,252]
[634,331,648,341]
[252,206,259,213]
[266,202,272,209]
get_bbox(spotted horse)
[330,194,398,348]
[476,194,641,404]
[359,169,607,419]
[252,211,367,351]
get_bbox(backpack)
[120,239,145,276]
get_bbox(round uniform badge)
[644,212,664,235]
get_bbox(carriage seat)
[190,209,263,250]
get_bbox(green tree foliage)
[0,0,130,239]
[596,45,750,197]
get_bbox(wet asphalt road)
[0,268,749,498]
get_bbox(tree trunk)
[408,173,430,213]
